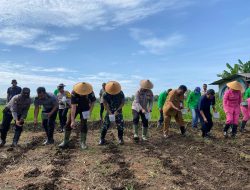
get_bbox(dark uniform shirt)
[34,93,58,112]
[7,86,22,102]
[6,94,32,120]
[103,91,125,113]
[71,91,96,112]
[198,95,216,117]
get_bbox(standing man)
[198,89,217,138]
[157,89,172,128]
[201,84,208,95]
[99,83,106,122]
[7,79,22,103]
[57,84,71,133]
[163,85,188,138]
[59,82,96,150]
[0,88,31,147]
[34,87,58,145]
[99,81,125,145]
[187,87,201,129]
[132,80,154,141]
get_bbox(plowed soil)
[0,122,249,190]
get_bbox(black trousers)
[100,103,105,119]
[58,108,69,130]
[132,110,148,128]
[42,109,58,142]
[64,110,88,134]
[1,108,23,143]
[158,110,164,125]
[199,113,213,137]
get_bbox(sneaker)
[133,134,139,141]
[80,143,88,150]
[118,138,124,145]
[142,136,148,141]
[224,132,228,138]
[163,134,170,138]
[98,139,106,145]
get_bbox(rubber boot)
[80,133,88,150]
[231,125,238,138]
[240,121,247,133]
[223,124,231,138]
[99,128,107,145]
[142,127,148,141]
[133,125,139,141]
[0,131,7,147]
[118,129,124,145]
[180,126,186,136]
[59,130,71,148]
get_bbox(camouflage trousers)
[100,113,124,140]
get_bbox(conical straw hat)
[105,81,121,95]
[226,81,243,92]
[140,79,154,90]
[73,82,93,95]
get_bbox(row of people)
[1,79,249,149]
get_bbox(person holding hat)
[99,81,125,145]
[132,80,154,141]
[187,87,201,129]
[198,89,217,138]
[0,88,32,147]
[57,83,71,133]
[163,85,188,138]
[34,87,59,145]
[157,89,172,128]
[99,83,106,122]
[223,81,243,138]
[7,79,22,103]
[59,82,96,150]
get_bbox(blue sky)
[0,0,250,97]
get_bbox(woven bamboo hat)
[227,81,243,92]
[140,79,154,90]
[105,81,121,95]
[73,82,93,95]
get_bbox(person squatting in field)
[187,87,201,129]
[34,87,59,145]
[99,83,106,122]
[223,81,243,138]
[163,85,187,138]
[99,81,125,145]
[241,80,250,133]
[59,82,96,150]
[157,88,172,128]
[0,88,31,147]
[132,80,154,142]
[198,89,216,138]
[56,83,71,133]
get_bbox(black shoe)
[118,138,124,145]
[42,140,50,146]
[11,142,18,147]
[0,140,6,147]
[99,139,106,145]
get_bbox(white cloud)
[0,62,148,97]
[0,27,78,51]
[130,28,185,54]
[0,0,191,51]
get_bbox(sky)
[0,0,250,97]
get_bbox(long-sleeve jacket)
[6,94,32,120]
[158,91,168,109]
[132,89,154,112]
[187,91,201,109]
[223,89,242,113]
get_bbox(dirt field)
[0,122,249,190]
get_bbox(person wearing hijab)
[223,81,243,138]
[132,80,154,141]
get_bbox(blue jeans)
[191,109,200,128]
